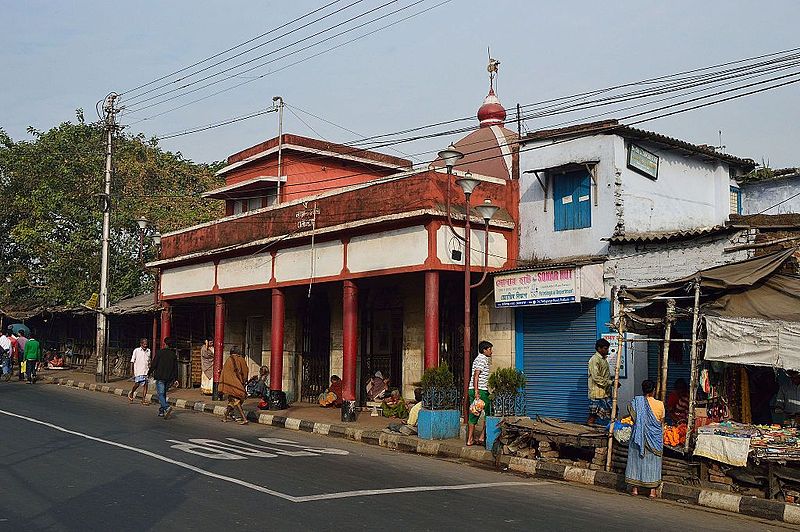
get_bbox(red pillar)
[159,301,171,348]
[342,279,358,421]
[213,295,225,399]
[424,271,440,369]
[270,288,285,391]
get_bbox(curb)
[45,376,800,525]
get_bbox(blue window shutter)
[553,173,572,231]
[553,170,591,231]
[575,171,591,229]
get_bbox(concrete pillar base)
[341,400,357,422]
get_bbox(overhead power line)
[120,0,351,97]
[123,0,410,111]
[124,0,450,122]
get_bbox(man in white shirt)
[0,331,12,380]
[128,338,151,405]
[467,341,493,446]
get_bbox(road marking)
[291,481,550,502]
[0,409,547,503]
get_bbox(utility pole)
[96,92,119,383]
[272,95,284,204]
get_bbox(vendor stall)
[617,247,800,500]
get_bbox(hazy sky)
[2,0,799,168]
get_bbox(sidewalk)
[36,368,800,526]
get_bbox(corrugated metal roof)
[606,225,731,244]
[493,254,607,274]
[521,119,755,170]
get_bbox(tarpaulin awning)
[620,247,798,304]
[705,315,800,371]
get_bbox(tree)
[0,112,224,308]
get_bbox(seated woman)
[49,353,65,368]
[246,366,270,399]
[319,375,343,408]
[666,378,689,425]
[366,371,389,402]
[381,389,409,419]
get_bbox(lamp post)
[438,145,499,421]
[136,216,149,265]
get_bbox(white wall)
[519,134,737,262]
[614,137,733,233]
[742,176,800,214]
[605,231,751,290]
[519,135,618,260]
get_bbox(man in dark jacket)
[148,336,179,419]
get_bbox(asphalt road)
[0,382,791,532]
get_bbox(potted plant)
[417,362,460,440]
[485,367,526,450]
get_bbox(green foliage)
[487,367,526,395]
[420,362,455,390]
[0,113,225,308]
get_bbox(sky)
[2,0,800,168]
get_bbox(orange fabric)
[663,424,687,446]
[219,354,249,399]
[647,396,665,423]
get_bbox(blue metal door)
[521,302,598,422]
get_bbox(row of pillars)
[156,271,442,420]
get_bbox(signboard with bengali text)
[494,268,578,307]
[627,143,659,180]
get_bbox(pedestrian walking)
[219,346,249,425]
[128,338,151,405]
[148,336,178,419]
[625,379,664,498]
[467,340,493,446]
[0,330,12,380]
[587,338,612,425]
[200,336,214,395]
[15,330,27,381]
[23,333,41,384]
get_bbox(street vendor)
[775,370,800,425]
[666,378,689,425]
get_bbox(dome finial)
[478,52,505,128]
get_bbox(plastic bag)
[469,398,485,416]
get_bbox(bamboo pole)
[606,300,625,472]
[685,277,702,453]
[659,299,676,402]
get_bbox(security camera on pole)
[96,92,119,383]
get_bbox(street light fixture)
[151,232,162,247]
[438,143,464,170]
[136,216,149,231]
[438,143,501,425]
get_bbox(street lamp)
[438,144,500,423]
[136,216,149,264]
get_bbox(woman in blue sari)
[626,379,665,498]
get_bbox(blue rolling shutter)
[521,302,598,422]
[553,170,591,231]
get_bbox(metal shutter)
[521,302,597,422]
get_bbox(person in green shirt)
[23,334,41,384]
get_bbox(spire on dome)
[477,53,506,128]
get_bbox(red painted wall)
[160,170,517,262]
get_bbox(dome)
[477,88,506,128]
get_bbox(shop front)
[496,262,609,423]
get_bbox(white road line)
[0,409,547,503]
[291,481,549,502]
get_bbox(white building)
[494,119,755,422]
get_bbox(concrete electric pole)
[96,92,119,383]
[272,95,284,204]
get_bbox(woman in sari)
[200,337,214,395]
[381,390,408,418]
[626,379,664,498]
